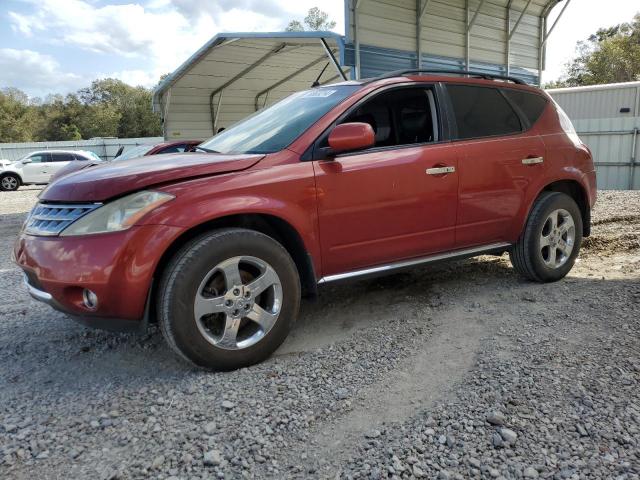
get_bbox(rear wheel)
[510,191,583,282]
[158,228,301,370]
[0,174,20,191]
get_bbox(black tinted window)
[502,89,547,126]
[447,85,521,139]
[50,153,73,162]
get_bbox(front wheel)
[0,174,21,191]
[158,228,301,370]
[510,191,583,282]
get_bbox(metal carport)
[152,32,349,140]
[347,0,571,84]
[153,0,571,140]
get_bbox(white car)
[0,150,101,191]
[0,159,12,168]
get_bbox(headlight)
[60,191,174,236]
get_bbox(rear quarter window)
[446,84,522,140]
[502,89,548,127]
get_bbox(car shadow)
[1,200,637,402]
[0,255,513,396]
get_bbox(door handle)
[522,156,544,165]
[426,166,456,175]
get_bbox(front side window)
[160,144,188,154]
[199,85,360,155]
[115,144,155,162]
[348,87,437,146]
[447,85,522,140]
[26,154,48,163]
[318,86,438,154]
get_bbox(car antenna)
[311,63,330,88]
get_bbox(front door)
[313,86,459,276]
[21,153,51,183]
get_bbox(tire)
[158,228,301,370]
[0,174,21,191]
[509,191,583,283]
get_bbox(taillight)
[552,99,582,146]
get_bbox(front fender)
[140,162,321,273]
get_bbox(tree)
[0,88,38,142]
[547,13,640,88]
[0,78,163,142]
[79,79,161,138]
[286,7,336,32]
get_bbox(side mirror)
[21,158,32,164]
[328,122,375,154]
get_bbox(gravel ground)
[0,188,638,480]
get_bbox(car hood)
[40,152,264,202]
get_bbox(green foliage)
[286,7,336,32]
[0,78,162,143]
[0,88,38,142]
[548,13,640,88]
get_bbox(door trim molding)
[318,242,511,284]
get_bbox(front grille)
[24,203,101,236]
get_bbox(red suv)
[14,70,596,370]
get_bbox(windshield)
[114,144,155,161]
[199,85,360,155]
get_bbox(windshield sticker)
[299,89,337,98]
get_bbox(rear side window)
[502,89,548,126]
[446,85,522,140]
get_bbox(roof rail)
[370,69,527,85]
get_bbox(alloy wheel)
[193,256,283,350]
[539,208,575,269]
[1,177,18,190]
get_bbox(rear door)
[45,153,74,180]
[445,84,547,248]
[313,85,459,276]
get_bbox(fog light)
[82,289,98,310]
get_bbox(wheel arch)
[539,179,590,237]
[150,213,318,321]
[1,171,23,184]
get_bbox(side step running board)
[318,242,511,284]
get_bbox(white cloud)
[160,0,288,20]
[109,69,162,88]
[5,0,346,92]
[0,48,85,96]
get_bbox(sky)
[0,0,637,98]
